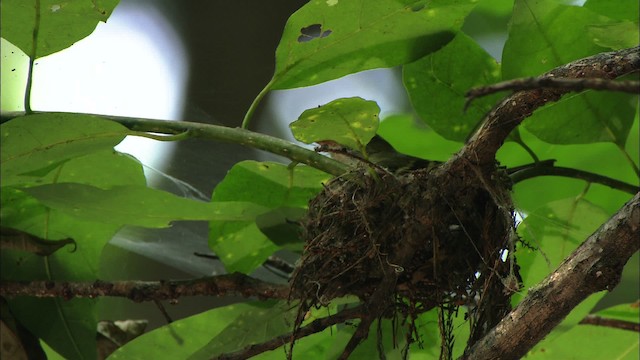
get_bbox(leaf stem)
[99,114,350,177]
[242,78,275,129]
[24,0,41,114]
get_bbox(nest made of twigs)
[290,163,518,329]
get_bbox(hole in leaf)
[297,24,332,43]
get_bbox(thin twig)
[153,299,174,324]
[213,306,364,360]
[24,0,41,114]
[579,314,640,332]
[0,273,289,301]
[510,165,638,194]
[466,77,640,108]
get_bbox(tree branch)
[462,192,640,360]
[31,112,349,177]
[458,46,640,168]
[579,314,640,333]
[465,77,640,107]
[213,305,364,360]
[0,273,289,302]
[510,165,638,194]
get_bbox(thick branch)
[462,192,640,360]
[0,273,289,302]
[459,46,640,167]
[510,165,638,194]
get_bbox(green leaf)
[517,198,611,289]
[584,0,640,22]
[22,183,266,228]
[210,161,329,273]
[524,91,636,145]
[324,319,409,359]
[378,114,462,161]
[1,113,131,185]
[403,32,503,142]
[514,198,610,335]
[290,97,380,152]
[270,0,477,90]
[0,187,119,360]
[109,302,259,360]
[255,207,306,251]
[525,303,640,359]
[587,21,640,50]
[596,302,640,323]
[188,301,296,360]
[0,0,120,58]
[502,0,636,146]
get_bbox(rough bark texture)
[462,193,640,360]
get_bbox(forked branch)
[459,46,640,168]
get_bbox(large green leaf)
[0,150,146,360]
[188,301,296,360]
[290,97,380,152]
[209,161,330,273]
[587,22,640,50]
[22,183,267,228]
[517,198,611,288]
[109,302,258,360]
[323,319,409,359]
[584,0,639,22]
[1,113,131,185]
[502,0,637,145]
[515,198,611,334]
[270,0,477,90]
[403,32,503,142]
[0,0,120,58]
[378,114,462,161]
[584,0,640,50]
[525,302,640,359]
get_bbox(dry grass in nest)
[289,164,520,351]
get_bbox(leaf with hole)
[270,0,476,89]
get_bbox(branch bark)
[510,165,638,194]
[0,273,289,302]
[462,192,640,359]
[465,77,640,105]
[458,46,640,168]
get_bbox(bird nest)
[290,163,520,345]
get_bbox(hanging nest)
[290,162,521,349]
